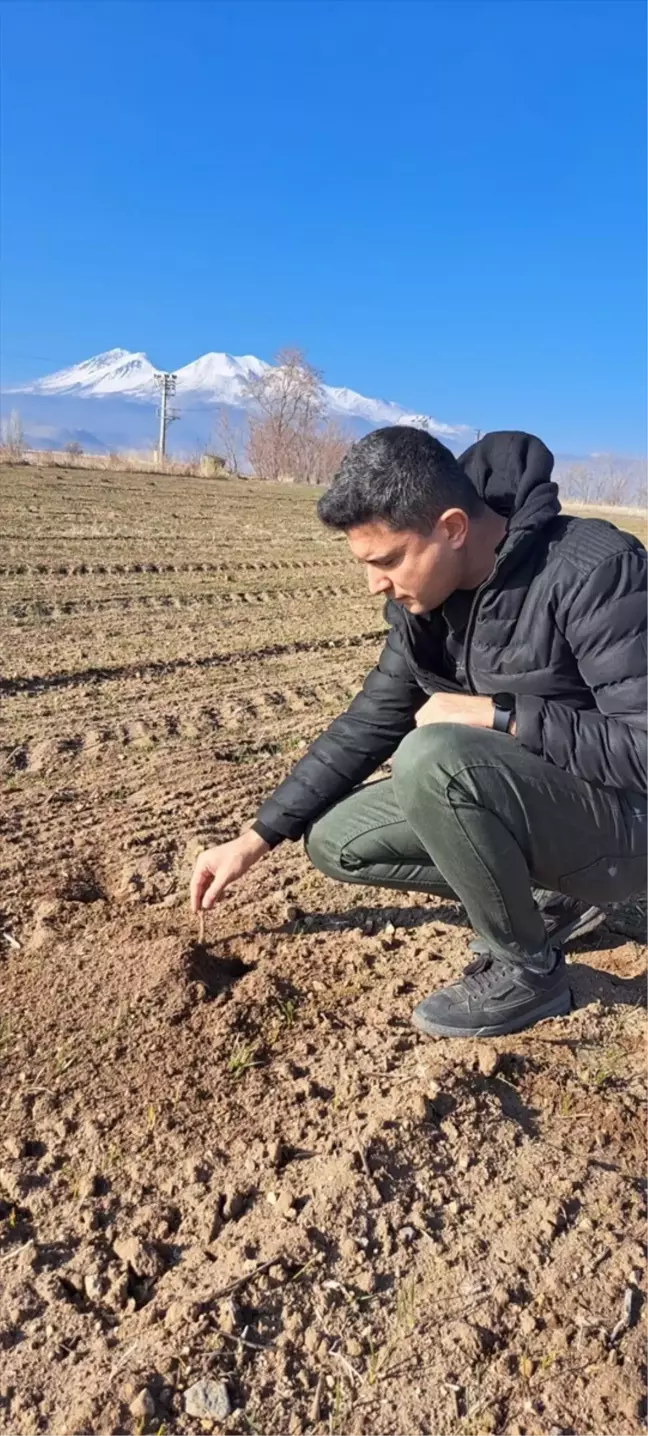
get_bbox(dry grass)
[564,500,646,545]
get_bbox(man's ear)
[438,507,470,549]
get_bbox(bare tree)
[241,348,352,484]
[64,440,83,457]
[242,348,327,483]
[602,468,629,506]
[559,459,633,507]
[2,409,25,458]
[211,405,246,475]
[299,417,352,487]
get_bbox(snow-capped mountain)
[19,349,159,399]
[9,347,467,439]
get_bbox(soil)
[0,463,646,1436]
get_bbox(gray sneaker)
[411,948,571,1039]
[470,892,605,959]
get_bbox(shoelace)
[456,952,508,994]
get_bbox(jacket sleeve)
[251,620,427,846]
[515,548,647,791]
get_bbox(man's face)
[346,515,469,614]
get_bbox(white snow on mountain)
[9,348,469,437]
[15,348,158,399]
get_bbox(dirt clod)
[476,1043,501,1077]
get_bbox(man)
[191,428,647,1039]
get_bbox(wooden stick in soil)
[198,910,205,945]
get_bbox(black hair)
[316,425,483,535]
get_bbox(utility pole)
[153,371,178,463]
[475,428,482,441]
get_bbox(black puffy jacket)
[252,431,647,848]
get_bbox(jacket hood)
[457,430,560,536]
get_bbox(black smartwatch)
[492,693,516,733]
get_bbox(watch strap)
[492,702,513,733]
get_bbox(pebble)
[267,1138,283,1168]
[398,1225,417,1245]
[129,1388,155,1420]
[277,1187,297,1218]
[184,1379,232,1421]
[340,1237,357,1261]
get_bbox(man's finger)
[190,862,210,914]
[202,875,226,910]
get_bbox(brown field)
[0,463,645,1436]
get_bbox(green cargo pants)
[304,724,647,966]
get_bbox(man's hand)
[190,830,270,912]
[415,692,515,732]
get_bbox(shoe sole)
[411,988,572,1040]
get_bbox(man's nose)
[367,568,391,596]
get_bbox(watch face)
[493,692,515,711]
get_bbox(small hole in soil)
[185,944,252,998]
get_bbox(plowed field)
[0,463,645,1436]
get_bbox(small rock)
[519,1309,537,1337]
[267,1138,283,1168]
[476,1043,500,1078]
[83,1270,106,1302]
[355,1267,376,1294]
[411,1093,429,1122]
[222,1187,246,1222]
[398,1224,417,1245]
[129,1388,155,1420]
[4,1136,23,1160]
[277,1187,296,1217]
[77,1171,101,1201]
[184,1379,231,1421]
[340,1237,357,1261]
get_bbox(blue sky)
[1,0,645,452]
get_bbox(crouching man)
[191,427,647,1040]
